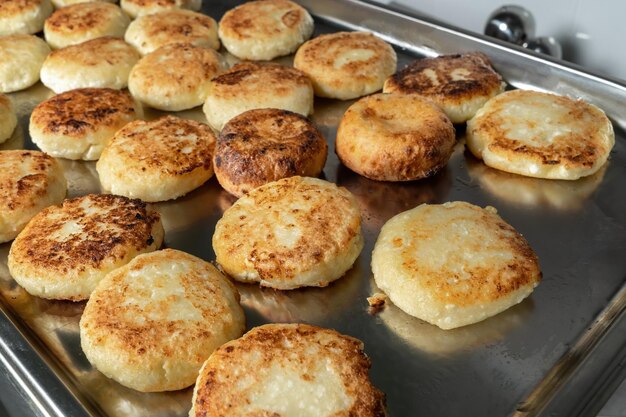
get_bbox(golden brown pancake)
[218,0,314,60]
[466,89,615,180]
[97,115,216,202]
[372,201,541,329]
[214,108,328,197]
[190,323,386,417]
[336,93,455,181]
[8,193,164,300]
[383,52,505,123]
[30,88,139,160]
[294,31,397,100]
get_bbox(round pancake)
[52,0,116,8]
[44,2,131,50]
[97,116,216,202]
[0,94,17,145]
[466,89,615,180]
[0,150,66,243]
[120,0,201,19]
[30,88,139,161]
[371,201,541,330]
[8,193,164,301]
[40,37,140,93]
[218,0,314,61]
[213,176,363,289]
[383,52,506,123]
[80,248,245,392]
[203,62,313,131]
[214,108,328,197]
[190,323,386,417]
[0,0,52,36]
[124,9,219,55]
[294,31,397,100]
[0,34,51,93]
[336,93,455,181]
[128,43,222,111]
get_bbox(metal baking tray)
[1,0,626,416]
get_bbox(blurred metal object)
[523,36,563,59]
[485,5,563,58]
[484,5,535,44]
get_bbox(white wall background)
[372,0,626,82]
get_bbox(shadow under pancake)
[0,124,25,150]
[154,178,223,234]
[335,163,452,231]
[466,154,607,210]
[57,160,101,197]
[237,260,364,324]
[370,278,534,357]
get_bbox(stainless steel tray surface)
[1,1,626,417]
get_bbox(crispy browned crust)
[467,90,614,178]
[0,0,42,16]
[129,43,220,95]
[214,108,328,197]
[0,150,62,213]
[125,0,179,6]
[336,93,455,181]
[46,36,139,67]
[293,31,397,99]
[214,176,361,286]
[80,249,245,391]
[397,203,540,306]
[30,88,136,138]
[10,194,161,274]
[384,52,503,101]
[111,116,215,176]
[44,2,118,35]
[192,323,386,417]
[134,9,216,42]
[219,0,308,40]
[211,62,310,97]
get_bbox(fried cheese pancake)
[213,176,363,289]
[40,37,140,93]
[128,43,223,111]
[0,150,66,243]
[218,0,314,61]
[44,2,130,50]
[466,89,615,180]
[372,201,541,329]
[214,108,327,197]
[383,52,506,123]
[336,93,455,181]
[0,0,52,36]
[203,62,313,131]
[120,0,202,19]
[124,9,219,55]
[294,31,397,100]
[80,249,245,392]
[0,34,50,93]
[30,88,139,160]
[0,94,17,145]
[190,323,386,417]
[52,0,116,8]
[8,193,164,300]
[97,116,216,202]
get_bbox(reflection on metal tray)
[1,1,626,417]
